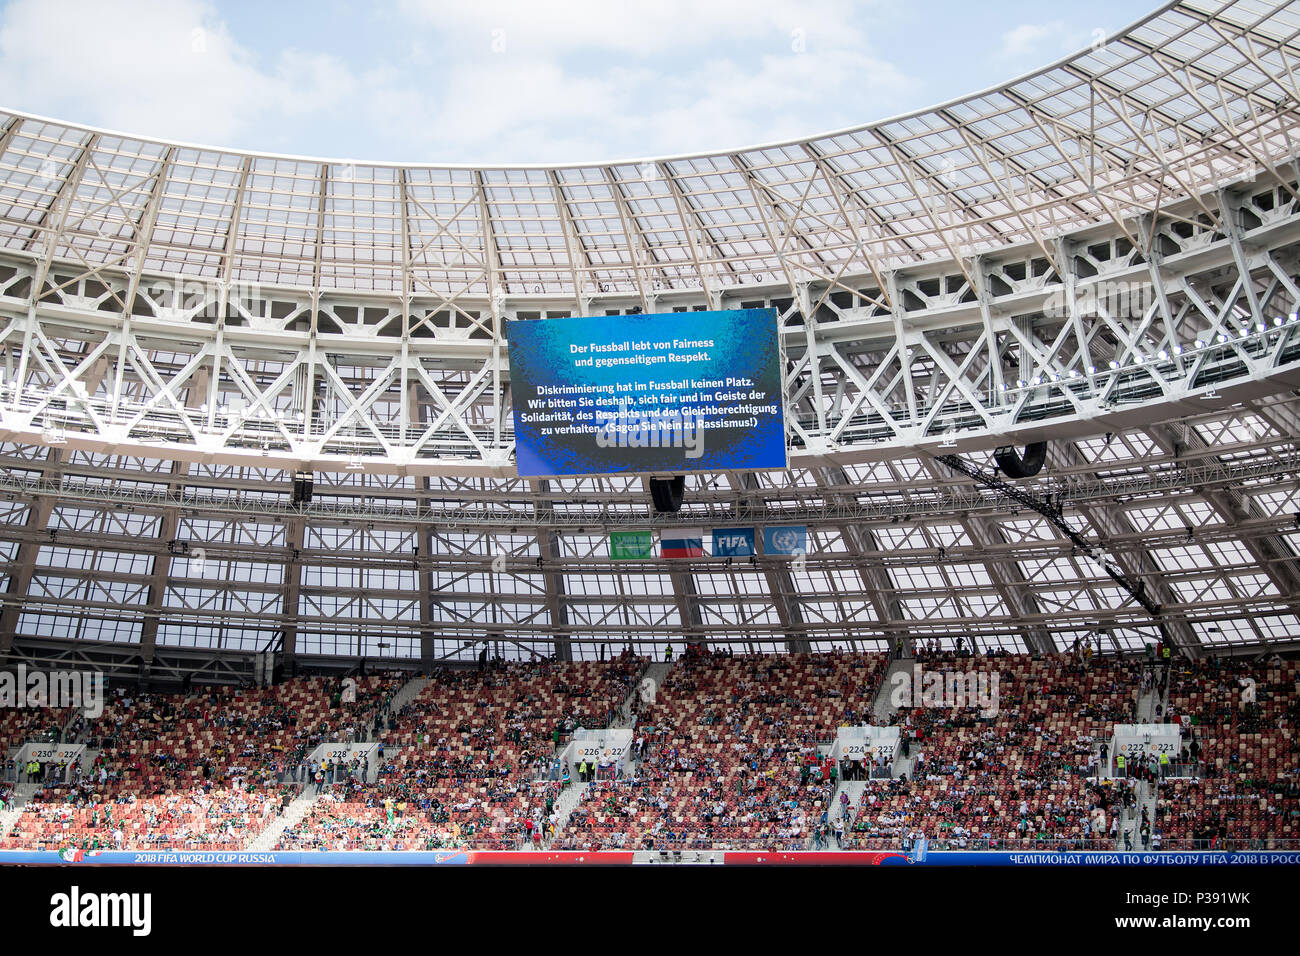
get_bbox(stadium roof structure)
[0,0,1299,677]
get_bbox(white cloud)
[997,21,1090,62]
[418,58,624,160]
[396,0,874,57]
[387,0,915,162]
[604,49,914,158]
[388,42,914,164]
[0,0,353,145]
[0,0,917,164]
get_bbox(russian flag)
[660,529,704,558]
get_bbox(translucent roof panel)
[1,1,1294,299]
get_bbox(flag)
[661,529,704,559]
[763,525,807,556]
[711,528,755,557]
[609,530,653,560]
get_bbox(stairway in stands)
[389,674,431,713]
[872,655,915,778]
[544,658,662,846]
[1134,666,1168,851]
[0,782,41,841]
[639,661,673,702]
[611,658,664,734]
[610,677,643,731]
[803,656,912,847]
[247,791,320,852]
[609,659,670,774]
[1113,797,1138,851]
[544,779,589,848]
[58,709,83,743]
[0,803,22,841]
[831,778,870,830]
[0,809,19,841]
[366,674,430,740]
[892,748,916,780]
[1114,665,1166,851]
[872,656,912,724]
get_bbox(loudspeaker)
[993,442,1047,479]
[291,471,313,505]
[649,475,686,513]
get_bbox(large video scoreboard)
[506,308,786,478]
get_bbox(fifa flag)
[609,530,653,561]
[661,529,705,559]
[763,525,807,556]
[711,528,755,557]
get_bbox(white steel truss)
[0,0,1297,662]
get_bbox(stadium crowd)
[0,647,1294,853]
[276,654,643,850]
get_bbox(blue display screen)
[506,309,786,477]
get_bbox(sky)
[0,0,1163,165]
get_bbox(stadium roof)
[0,1,1295,294]
[0,0,1297,671]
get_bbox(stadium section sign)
[506,309,786,477]
[832,727,900,763]
[1110,724,1181,764]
